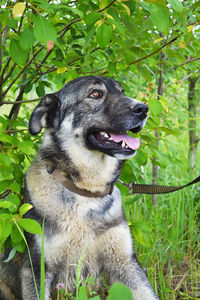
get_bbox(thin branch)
[1,57,11,76]
[129,34,182,66]
[17,14,24,32]
[2,46,44,99]
[164,69,200,90]
[0,24,3,74]
[143,63,157,78]
[4,128,28,133]
[2,62,17,85]
[171,57,200,71]
[80,68,106,75]
[57,18,81,37]
[2,98,41,105]
[98,0,117,12]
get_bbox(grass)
[122,166,200,300]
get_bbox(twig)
[17,14,24,32]
[2,98,41,105]
[4,128,28,133]
[2,62,17,85]
[171,57,200,71]
[143,63,157,78]
[58,18,81,38]
[1,57,11,77]
[129,34,182,66]
[98,0,116,12]
[164,69,200,90]
[2,46,44,98]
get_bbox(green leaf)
[19,218,41,235]
[107,283,132,300]
[8,194,20,213]
[19,204,33,216]
[18,140,35,155]
[0,220,12,242]
[148,99,163,116]
[84,12,100,25]
[168,0,183,13]
[132,220,153,248]
[33,15,57,45]
[120,161,136,184]
[0,201,16,209]
[0,134,18,145]
[0,180,12,194]
[0,11,9,26]
[19,27,36,50]
[36,84,45,97]
[148,3,170,33]
[0,153,13,167]
[10,39,28,66]
[84,26,96,48]
[96,23,112,48]
[0,214,12,221]
[11,224,23,244]
[13,240,26,253]
[0,117,8,133]
[78,286,88,300]
[10,182,20,194]
[3,248,16,263]
[135,149,148,166]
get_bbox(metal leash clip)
[128,181,136,194]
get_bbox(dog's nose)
[132,103,148,120]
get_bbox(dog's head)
[29,76,148,160]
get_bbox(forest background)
[0,0,200,299]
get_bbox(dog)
[0,76,158,300]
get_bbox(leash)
[118,175,200,195]
[2,169,199,199]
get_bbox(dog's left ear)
[29,93,60,135]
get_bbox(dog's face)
[29,76,148,160]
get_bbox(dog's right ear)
[29,93,60,135]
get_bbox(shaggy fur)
[0,76,158,300]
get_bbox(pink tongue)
[110,133,140,150]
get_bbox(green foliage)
[0,0,200,298]
[55,280,132,300]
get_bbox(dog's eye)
[89,90,103,99]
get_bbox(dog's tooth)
[100,132,109,139]
[100,131,106,136]
[121,141,126,148]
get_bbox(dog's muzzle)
[86,103,148,159]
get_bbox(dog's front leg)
[105,254,158,300]
[100,224,159,300]
[21,265,53,300]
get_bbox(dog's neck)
[39,132,123,194]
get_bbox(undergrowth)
[122,165,200,300]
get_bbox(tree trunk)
[152,53,164,206]
[188,76,199,169]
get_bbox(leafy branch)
[129,34,182,66]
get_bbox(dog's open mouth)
[87,126,142,157]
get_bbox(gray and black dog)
[0,76,159,300]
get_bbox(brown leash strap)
[119,175,200,195]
